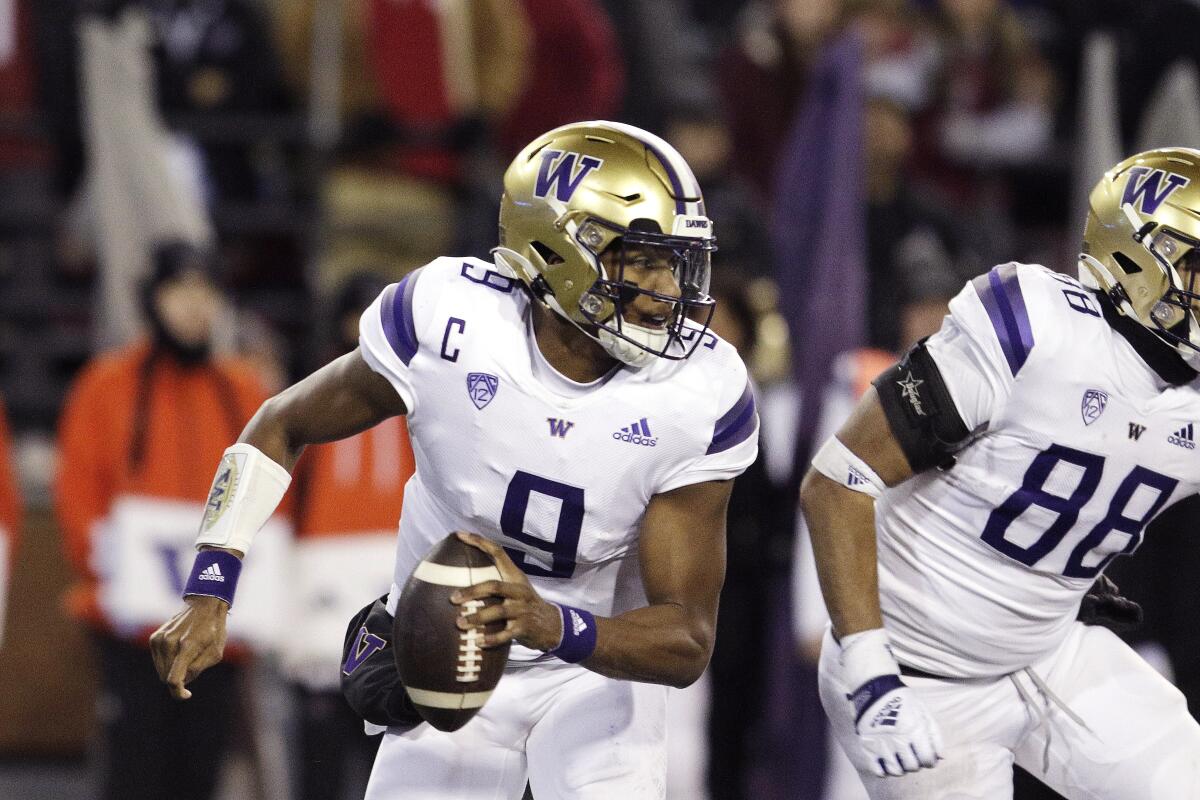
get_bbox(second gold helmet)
[1081,147,1200,364]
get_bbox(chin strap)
[1079,254,1138,318]
[494,247,666,368]
[597,324,667,368]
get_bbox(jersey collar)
[1097,290,1198,386]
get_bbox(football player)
[149,121,758,800]
[800,147,1200,799]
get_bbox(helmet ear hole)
[1113,251,1144,275]
[530,241,564,266]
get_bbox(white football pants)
[364,660,668,800]
[819,622,1200,799]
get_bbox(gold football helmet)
[1081,147,1200,364]
[494,120,716,367]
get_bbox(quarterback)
[149,121,758,799]
[801,147,1200,799]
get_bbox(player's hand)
[837,627,943,778]
[149,595,229,700]
[451,531,564,652]
[848,676,943,777]
[1077,574,1143,632]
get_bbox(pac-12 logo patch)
[467,372,499,409]
[1081,389,1108,426]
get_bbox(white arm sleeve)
[195,443,292,554]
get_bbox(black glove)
[1077,574,1143,632]
[340,595,423,728]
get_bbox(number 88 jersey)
[357,257,758,663]
[876,262,1200,678]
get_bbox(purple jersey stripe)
[973,265,1033,375]
[708,382,757,454]
[380,270,422,365]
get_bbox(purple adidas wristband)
[183,550,243,607]
[549,604,597,663]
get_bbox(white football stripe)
[405,687,494,709]
[412,561,502,587]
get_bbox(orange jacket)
[55,341,271,630]
[0,395,22,557]
[292,415,414,538]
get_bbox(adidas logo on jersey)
[568,609,588,636]
[613,417,657,447]
[1168,423,1195,450]
[198,563,225,582]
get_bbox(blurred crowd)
[2,0,1200,799]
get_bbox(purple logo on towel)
[342,626,386,675]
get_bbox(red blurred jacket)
[0,395,22,570]
[55,342,272,632]
[292,416,414,539]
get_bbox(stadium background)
[0,1,1198,798]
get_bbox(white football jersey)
[878,262,1200,677]
[359,257,758,662]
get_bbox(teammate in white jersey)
[801,147,1200,799]
[148,121,759,799]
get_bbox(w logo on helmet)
[1122,166,1190,215]
[534,150,603,202]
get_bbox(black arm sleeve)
[871,337,972,473]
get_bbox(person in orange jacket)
[0,394,22,649]
[282,274,415,800]
[55,243,282,800]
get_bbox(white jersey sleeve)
[656,349,759,493]
[358,261,447,414]
[924,262,1038,432]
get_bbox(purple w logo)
[547,418,575,438]
[534,150,603,202]
[341,625,386,676]
[1122,167,1190,215]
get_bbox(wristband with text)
[548,604,597,663]
[183,550,243,607]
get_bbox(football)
[393,533,511,732]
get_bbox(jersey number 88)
[980,444,1177,579]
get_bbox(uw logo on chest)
[547,418,574,438]
[1128,422,1146,441]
